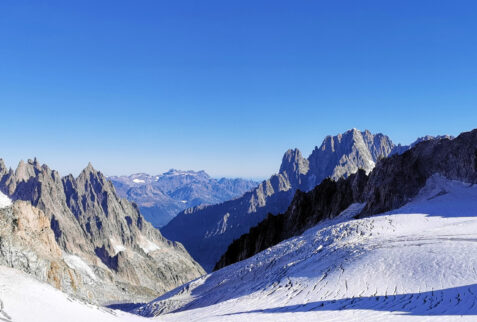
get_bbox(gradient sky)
[0,1,476,179]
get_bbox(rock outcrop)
[0,160,205,304]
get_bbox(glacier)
[135,175,477,321]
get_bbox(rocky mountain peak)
[0,159,8,177]
[83,162,96,174]
[78,163,108,187]
[279,148,309,177]
[15,159,40,182]
[0,158,205,304]
[305,130,394,190]
[162,129,396,271]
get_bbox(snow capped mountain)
[134,175,477,321]
[109,170,258,228]
[161,129,396,271]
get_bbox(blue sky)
[0,1,476,179]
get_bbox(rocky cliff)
[0,160,205,305]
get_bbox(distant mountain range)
[109,170,258,228]
[161,129,453,271]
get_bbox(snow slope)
[0,265,146,322]
[135,174,477,321]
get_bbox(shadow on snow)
[223,283,477,316]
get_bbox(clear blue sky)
[0,1,476,179]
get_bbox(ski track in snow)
[134,175,477,321]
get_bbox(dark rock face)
[362,131,474,216]
[215,129,476,271]
[214,170,368,270]
[0,160,205,304]
[109,170,258,228]
[163,129,395,272]
[389,135,455,156]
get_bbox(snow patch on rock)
[110,238,126,255]
[64,254,97,281]
[138,237,160,254]
[0,191,12,208]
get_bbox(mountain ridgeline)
[162,129,400,271]
[0,160,204,304]
[109,170,258,228]
[215,130,473,270]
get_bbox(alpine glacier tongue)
[135,175,477,321]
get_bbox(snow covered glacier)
[133,175,477,321]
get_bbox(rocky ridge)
[0,160,205,304]
[162,129,396,271]
[215,131,466,270]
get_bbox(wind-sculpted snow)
[135,175,477,321]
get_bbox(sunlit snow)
[64,254,97,281]
[0,266,145,322]
[136,175,477,321]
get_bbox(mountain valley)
[109,170,258,228]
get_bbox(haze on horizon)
[1,1,476,179]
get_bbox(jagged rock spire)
[0,158,205,304]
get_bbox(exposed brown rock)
[0,161,205,304]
